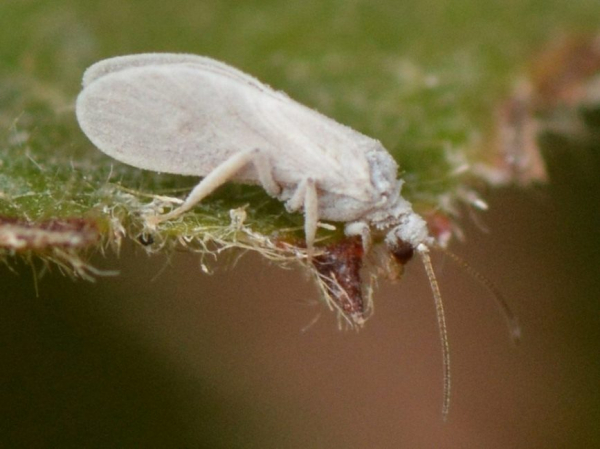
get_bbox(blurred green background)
[1,0,599,447]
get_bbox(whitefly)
[76,53,520,418]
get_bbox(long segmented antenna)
[417,243,451,421]
[436,246,521,343]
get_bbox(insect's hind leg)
[147,148,280,225]
[286,177,318,258]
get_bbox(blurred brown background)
[1,159,599,448]
[2,0,600,446]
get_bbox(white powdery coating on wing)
[77,58,380,202]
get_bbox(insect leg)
[286,179,307,212]
[252,149,281,196]
[148,148,277,224]
[344,221,372,253]
[303,178,318,258]
[286,177,318,258]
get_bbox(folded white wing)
[76,54,384,201]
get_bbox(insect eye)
[390,239,414,265]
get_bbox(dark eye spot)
[138,233,155,246]
[390,240,414,265]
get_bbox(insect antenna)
[416,243,451,421]
[435,245,521,343]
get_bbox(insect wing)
[77,55,376,199]
[77,64,274,177]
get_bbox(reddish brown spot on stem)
[531,34,600,111]
[312,236,366,326]
[425,211,455,248]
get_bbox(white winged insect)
[76,53,519,418]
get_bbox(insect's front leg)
[344,221,372,253]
